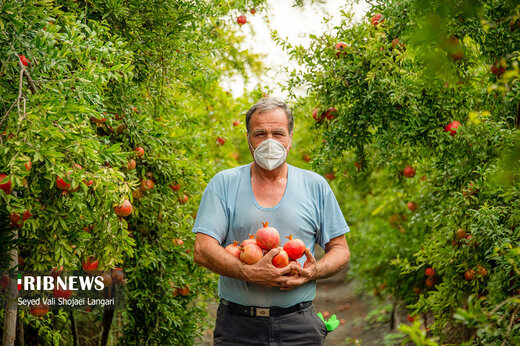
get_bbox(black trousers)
[213,302,328,346]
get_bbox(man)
[193,98,350,345]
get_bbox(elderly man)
[193,98,350,345]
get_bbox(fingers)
[279,276,307,290]
[304,248,316,263]
[262,247,281,261]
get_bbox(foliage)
[283,0,520,343]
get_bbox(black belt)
[220,298,312,317]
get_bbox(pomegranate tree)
[255,222,280,250]
[283,235,305,260]
[240,243,263,264]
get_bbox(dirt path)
[196,267,395,345]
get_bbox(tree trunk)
[2,228,19,346]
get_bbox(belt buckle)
[256,307,270,317]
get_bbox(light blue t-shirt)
[192,163,349,308]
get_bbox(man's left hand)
[279,248,318,290]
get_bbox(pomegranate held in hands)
[225,241,242,259]
[255,222,280,250]
[240,243,263,264]
[283,235,305,260]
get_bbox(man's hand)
[280,248,317,291]
[242,248,293,288]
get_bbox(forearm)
[194,238,251,281]
[314,246,350,280]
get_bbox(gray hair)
[245,98,294,134]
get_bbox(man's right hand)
[241,248,293,288]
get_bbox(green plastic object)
[317,312,340,332]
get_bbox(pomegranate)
[173,238,184,245]
[25,160,32,171]
[56,172,78,192]
[233,120,241,126]
[225,241,242,259]
[477,265,488,277]
[335,42,347,57]
[101,272,112,287]
[19,54,29,66]
[325,107,337,120]
[407,202,417,212]
[240,234,256,247]
[53,286,72,299]
[216,136,226,146]
[9,210,32,228]
[425,278,435,287]
[30,304,49,317]
[255,222,280,250]
[176,285,190,297]
[464,269,475,281]
[114,199,133,217]
[240,243,263,264]
[134,146,145,157]
[312,107,324,122]
[237,15,247,25]
[288,260,302,276]
[444,120,461,136]
[127,159,136,170]
[112,268,124,283]
[370,13,384,26]
[283,235,305,260]
[0,174,12,194]
[425,267,435,277]
[392,38,404,49]
[407,315,416,323]
[0,273,9,290]
[456,228,467,239]
[50,266,63,277]
[272,248,289,268]
[178,194,188,204]
[403,166,416,178]
[82,257,99,274]
[140,178,155,191]
[169,182,181,191]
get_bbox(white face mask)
[249,137,291,171]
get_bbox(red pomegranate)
[283,235,305,260]
[114,199,133,217]
[19,54,29,67]
[237,15,247,25]
[169,183,180,191]
[312,107,324,122]
[127,159,136,170]
[425,267,435,277]
[240,234,256,247]
[50,266,63,277]
[272,249,289,268]
[403,166,416,178]
[25,160,32,171]
[0,174,12,194]
[407,202,417,212]
[288,260,302,276]
[240,243,263,264]
[82,257,99,274]
[134,146,145,157]
[225,241,242,259]
[53,286,72,299]
[30,304,49,317]
[370,13,384,26]
[325,107,338,120]
[255,222,280,250]
[9,210,32,228]
[444,120,461,136]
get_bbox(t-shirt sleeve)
[191,180,229,245]
[316,189,350,249]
